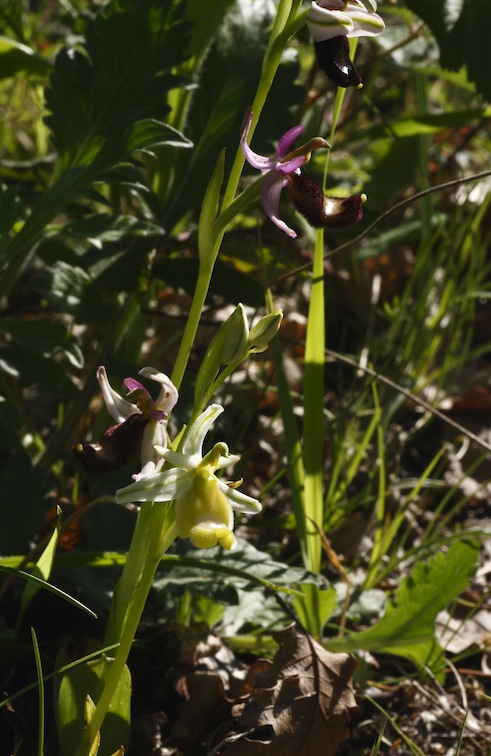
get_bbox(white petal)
[162,448,200,471]
[136,420,166,480]
[345,5,385,36]
[138,367,179,413]
[115,467,189,504]
[97,366,138,422]
[218,480,262,514]
[307,4,354,42]
[182,404,224,457]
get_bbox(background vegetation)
[1,0,490,753]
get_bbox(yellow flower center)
[175,469,236,551]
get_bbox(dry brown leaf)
[221,623,358,755]
[172,671,231,752]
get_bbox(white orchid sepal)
[115,404,261,550]
[307,1,385,42]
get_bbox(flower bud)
[247,310,283,353]
[288,170,366,228]
[220,303,250,364]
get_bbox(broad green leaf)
[405,0,491,100]
[0,2,192,287]
[294,584,338,638]
[44,0,190,173]
[125,118,192,155]
[32,261,92,313]
[155,540,327,601]
[0,343,81,394]
[56,647,131,756]
[52,214,164,244]
[182,0,237,74]
[327,541,479,674]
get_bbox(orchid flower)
[241,110,312,238]
[74,366,178,481]
[241,111,366,236]
[307,1,385,87]
[115,404,261,551]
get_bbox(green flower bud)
[247,309,283,353]
[220,303,250,365]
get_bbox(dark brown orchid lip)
[314,36,362,88]
[287,170,365,229]
[73,412,149,473]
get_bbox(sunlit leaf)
[55,645,131,756]
[327,541,479,675]
[405,0,491,99]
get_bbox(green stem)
[302,228,325,575]
[221,0,303,212]
[170,0,303,393]
[170,264,213,391]
[76,503,176,755]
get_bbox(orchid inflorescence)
[239,1,384,238]
[76,366,261,551]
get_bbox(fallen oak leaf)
[221,623,358,755]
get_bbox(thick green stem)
[76,503,176,755]
[303,229,325,575]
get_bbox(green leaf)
[55,647,131,756]
[0,317,84,368]
[32,261,93,314]
[327,541,479,674]
[198,149,225,265]
[161,0,304,226]
[44,0,191,172]
[294,584,338,637]
[405,0,491,100]
[0,565,97,619]
[182,0,237,74]
[0,2,192,289]
[125,118,192,155]
[53,214,164,244]
[19,507,61,621]
[0,35,51,79]
[155,540,327,601]
[31,628,45,756]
